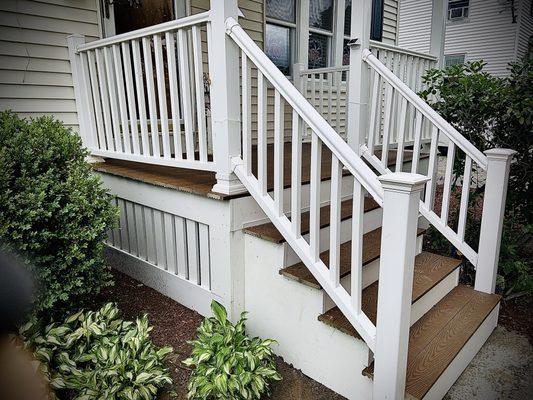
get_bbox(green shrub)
[19,303,173,400]
[0,111,118,315]
[420,59,533,295]
[184,301,281,399]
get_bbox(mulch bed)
[94,270,344,400]
[499,294,533,345]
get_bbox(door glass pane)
[114,0,174,34]
[308,33,329,69]
[345,0,352,36]
[266,0,296,23]
[309,0,333,31]
[266,24,291,75]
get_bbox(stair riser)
[283,207,383,267]
[230,174,356,230]
[244,234,373,400]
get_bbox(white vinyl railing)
[226,17,384,351]
[362,48,487,265]
[295,64,350,137]
[70,12,215,171]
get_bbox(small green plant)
[19,303,173,400]
[184,301,281,399]
[0,111,118,315]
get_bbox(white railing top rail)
[76,11,211,53]
[369,39,438,62]
[299,65,350,76]
[363,49,488,170]
[226,17,384,204]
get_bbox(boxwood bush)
[19,303,173,400]
[0,111,118,315]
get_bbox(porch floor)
[92,143,422,200]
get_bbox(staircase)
[224,16,512,400]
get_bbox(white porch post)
[209,0,247,195]
[430,0,447,68]
[346,0,372,153]
[67,34,96,151]
[293,0,310,91]
[475,149,516,294]
[373,172,429,400]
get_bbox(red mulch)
[94,270,345,400]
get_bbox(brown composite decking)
[355,285,501,399]
[92,144,424,200]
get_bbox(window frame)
[444,53,466,67]
[265,1,299,76]
[447,0,470,22]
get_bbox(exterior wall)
[516,0,533,60]
[398,0,525,77]
[383,0,399,44]
[0,0,101,128]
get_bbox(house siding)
[383,0,399,44]
[0,0,101,128]
[516,0,533,60]
[398,0,525,77]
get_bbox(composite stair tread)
[318,251,462,334]
[244,197,380,243]
[280,227,427,289]
[359,285,501,399]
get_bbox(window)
[444,54,466,66]
[448,0,469,21]
[308,0,334,69]
[265,0,297,75]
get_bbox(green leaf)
[210,301,227,326]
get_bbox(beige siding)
[516,0,533,60]
[0,0,101,128]
[398,0,522,77]
[383,0,399,45]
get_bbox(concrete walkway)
[445,326,533,399]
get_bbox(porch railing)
[69,12,215,171]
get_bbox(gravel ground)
[445,326,533,400]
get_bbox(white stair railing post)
[346,0,372,153]
[209,0,247,195]
[475,149,516,294]
[373,172,429,400]
[67,34,96,152]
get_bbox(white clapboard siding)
[398,0,529,77]
[0,0,101,128]
[106,197,212,290]
[383,0,399,45]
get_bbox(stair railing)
[226,17,385,350]
[362,48,515,294]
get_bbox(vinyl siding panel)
[383,0,399,44]
[516,0,533,60]
[398,0,521,77]
[0,0,101,128]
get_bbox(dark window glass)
[309,0,333,31]
[265,24,291,75]
[344,0,352,36]
[370,0,384,41]
[343,39,350,65]
[308,33,329,69]
[448,0,469,20]
[266,0,296,23]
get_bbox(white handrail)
[77,11,211,52]
[363,49,488,170]
[369,39,438,62]
[226,18,384,204]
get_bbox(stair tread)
[318,251,462,334]
[244,197,380,243]
[280,227,427,289]
[325,285,500,400]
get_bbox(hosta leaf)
[210,301,227,326]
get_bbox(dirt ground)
[97,269,532,400]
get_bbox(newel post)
[475,149,516,294]
[209,0,246,195]
[373,172,429,400]
[347,0,372,154]
[67,34,95,151]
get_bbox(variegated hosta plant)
[18,303,173,400]
[184,301,281,399]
